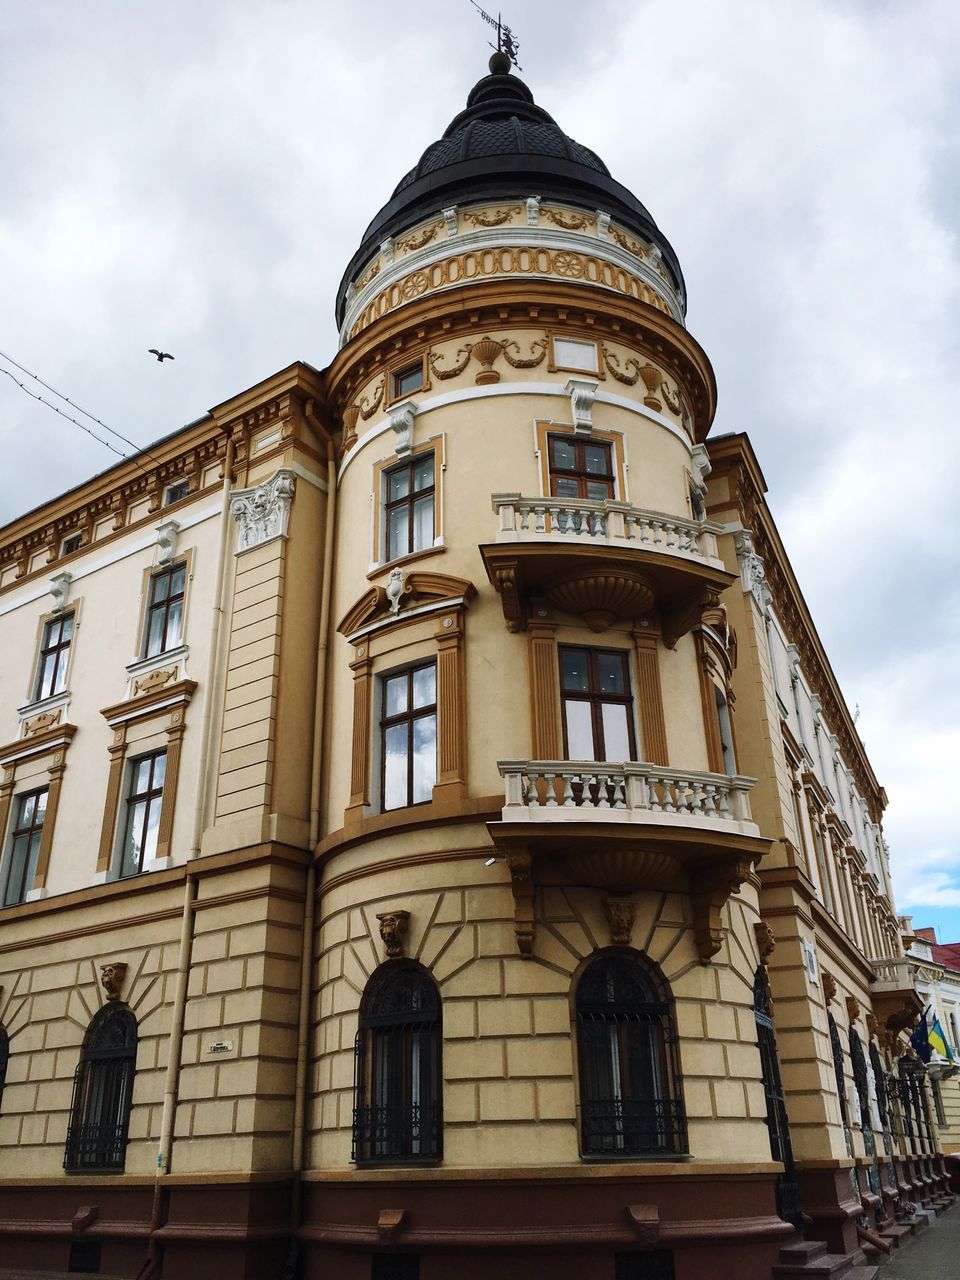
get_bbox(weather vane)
[469,1,522,71]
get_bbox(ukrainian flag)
[929,1018,954,1062]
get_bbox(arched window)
[0,1024,8,1110]
[575,951,685,1156]
[352,961,441,1163]
[64,1004,138,1172]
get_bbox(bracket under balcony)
[488,760,771,963]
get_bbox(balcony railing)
[499,760,756,827]
[352,1101,442,1163]
[492,493,721,563]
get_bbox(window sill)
[17,689,71,726]
[580,1152,692,1163]
[368,542,446,579]
[126,644,188,678]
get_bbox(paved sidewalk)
[878,1204,958,1279]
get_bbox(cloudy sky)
[3,1,959,939]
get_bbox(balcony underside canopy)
[488,817,771,965]
[479,542,734,645]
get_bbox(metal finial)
[469,1,523,71]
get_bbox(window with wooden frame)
[560,647,636,762]
[575,951,686,1157]
[548,436,614,500]
[143,563,186,658]
[381,663,437,811]
[3,787,48,906]
[118,750,167,878]
[352,961,442,1164]
[64,1004,138,1173]
[384,454,435,563]
[34,612,74,701]
[391,359,425,402]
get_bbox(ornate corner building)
[0,56,953,1280]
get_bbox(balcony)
[488,759,770,964]
[869,955,925,1036]
[480,494,734,642]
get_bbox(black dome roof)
[336,65,684,325]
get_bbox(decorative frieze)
[231,469,296,553]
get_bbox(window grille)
[353,962,441,1164]
[753,968,801,1227]
[64,1004,138,1173]
[576,952,685,1157]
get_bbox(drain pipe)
[146,432,236,1268]
[285,401,336,1276]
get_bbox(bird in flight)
[148,349,175,362]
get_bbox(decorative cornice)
[101,678,197,728]
[337,572,477,639]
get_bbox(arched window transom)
[575,951,685,1157]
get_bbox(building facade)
[0,55,952,1280]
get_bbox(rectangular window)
[61,533,83,556]
[560,647,636,762]
[392,361,424,400]
[164,479,189,506]
[385,454,435,562]
[144,563,186,658]
[381,663,437,811]
[4,788,48,906]
[548,436,614,500]
[34,612,74,701]
[119,751,166,877]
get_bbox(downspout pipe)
[147,432,236,1265]
[286,400,336,1273]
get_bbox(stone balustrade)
[492,493,720,562]
[498,759,757,828]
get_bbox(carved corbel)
[625,1204,659,1247]
[845,995,861,1024]
[662,588,720,651]
[505,850,535,957]
[389,400,419,456]
[595,210,611,239]
[822,970,838,1005]
[376,910,410,960]
[155,520,180,566]
[442,206,458,237]
[100,962,128,1003]
[691,857,753,963]
[866,1012,879,1041]
[603,896,636,946]
[565,377,598,434]
[490,560,524,632]
[754,920,776,965]
[49,572,72,613]
[377,1209,407,1244]
[526,195,541,226]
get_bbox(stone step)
[772,1253,867,1277]
[0,1273,131,1280]
[843,1269,880,1280]
[777,1241,829,1265]
[879,1221,914,1247]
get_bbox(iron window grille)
[34,612,74,701]
[548,436,614,500]
[353,961,442,1164]
[576,952,686,1157]
[869,1041,893,1152]
[559,646,637,765]
[119,751,166,878]
[849,1027,881,1195]
[0,1023,8,1111]
[753,968,802,1228]
[381,663,437,811]
[143,562,186,658]
[3,787,48,906]
[64,1004,138,1173]
[615,1252,675,1280]
[827,1012,849,1127]
[384,454,435,562]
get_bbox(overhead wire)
[0,347,165,471]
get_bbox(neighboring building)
[905,923,960,1152]
[0,54,952,1280]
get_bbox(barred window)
[353,961,441,1164]
[575,951,685,1157]
[64,1004,138,1173]
[0,1023,8,1112]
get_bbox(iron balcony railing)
[352,1101,442,1163]
[63,1120,128,1172]
[580,1097,687,1156]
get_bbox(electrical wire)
[0,365,152,476]
[0,347,165,469]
